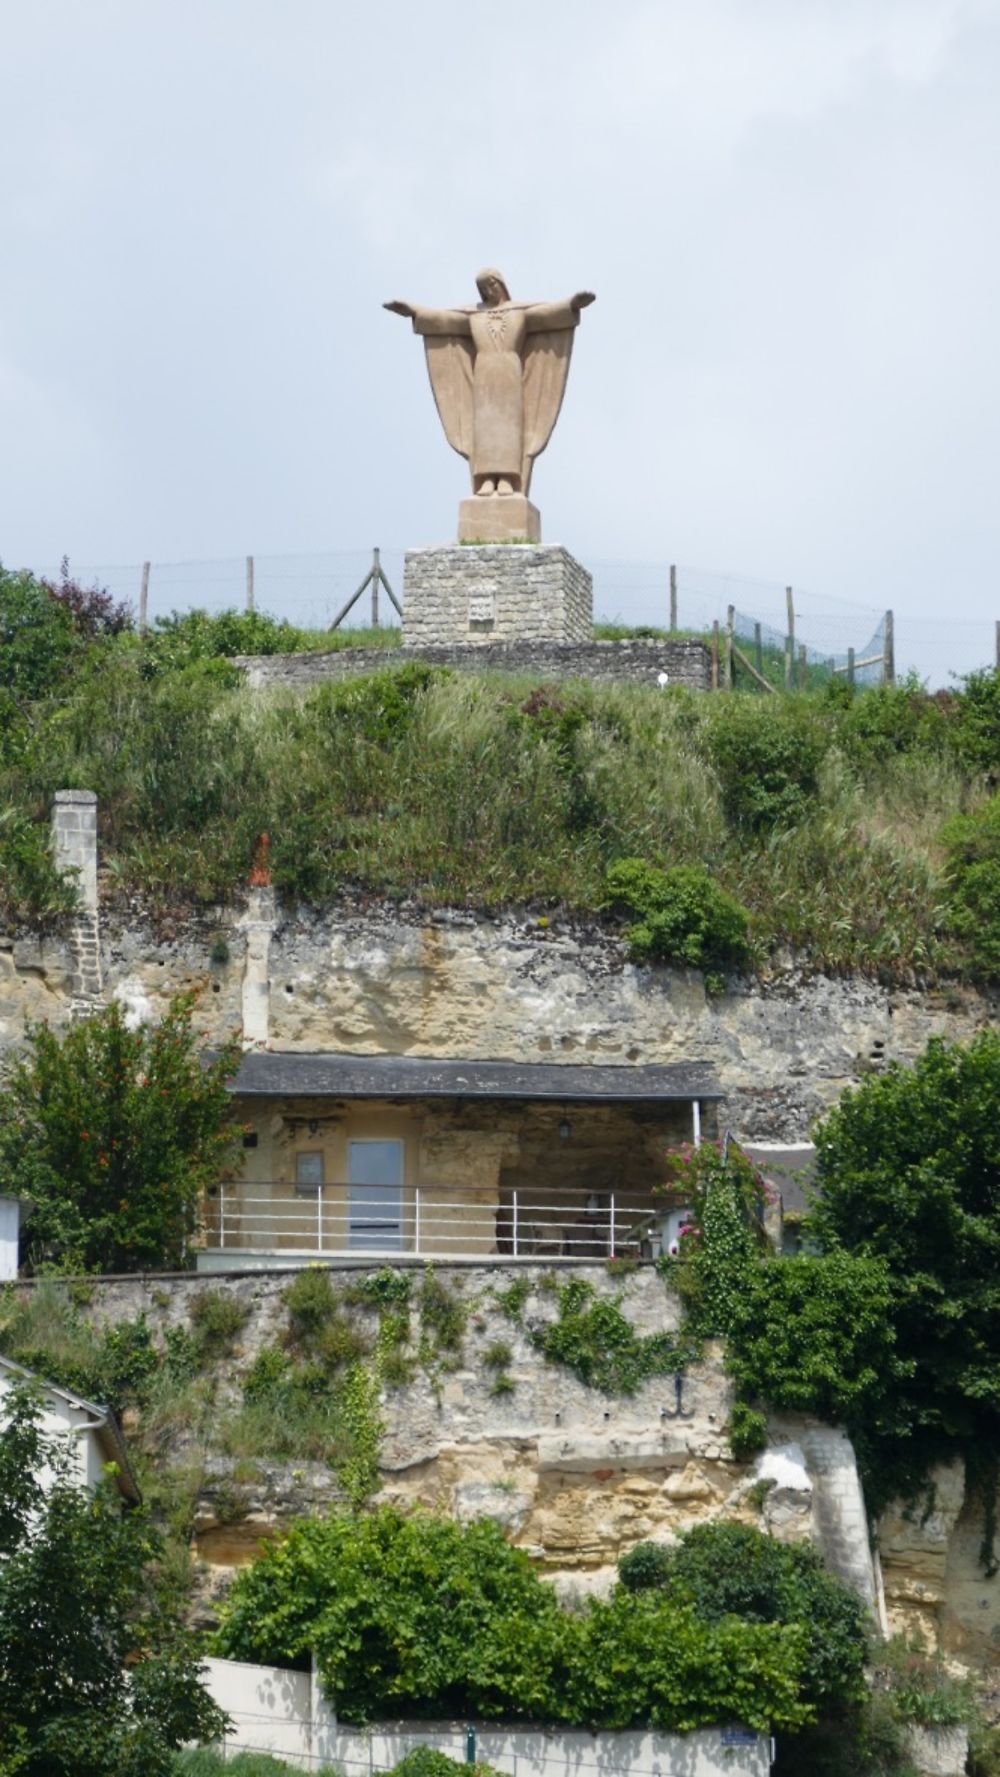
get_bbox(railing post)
[608,1192,616,1257]
[414,1186,421,1256]
[513,1191,519,1258]
[219,1182,226,1249]
[317,1183,323,1253]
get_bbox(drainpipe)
[692,1099,701,1149]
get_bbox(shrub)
[615,1522,868,1717]
[617,1540,674,1592]
[0,564,77,698]
[605,858,751,987]
[702,698,827,832]
[943,794,1000,977]
[41,558,133,640]
[188,1290,249,1358]
[0,994,242,1275]
[728,1401,768,1459]
[215,1506,813,1732]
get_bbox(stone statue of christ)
[385,269,595,500]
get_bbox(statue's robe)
[410,299,579,494]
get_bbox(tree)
[0,1383,226,1777]
[811,1032,1000,1518]
[0,994,241,1274]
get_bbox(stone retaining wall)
[234,637,711,692]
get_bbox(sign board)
[721,1729,759,1746]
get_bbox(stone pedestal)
[402,545,593,646]
[458,494,540,544]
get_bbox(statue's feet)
[477,478,496,496]
[497,478,514,496]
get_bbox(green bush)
[728,1401,768,1459]
[0,994,241,1275]
[702,698,827,831]
[214,1506,813,1732]
[188,1290,249,1358]
[0,564,78,698]
[943,794,1000,977]
[723,1252,907,1431]
[615,1522,867,1717]
[605,858,751,987]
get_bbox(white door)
[347,1140,404,1250]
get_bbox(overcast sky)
[2,0,999,680]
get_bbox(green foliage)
[0,1284,162,1415]
[943,793,1000,977]
[810,1031,1000,1516]
[0,995,241,1275]
[617,1540,674,1592]
[605,858,751,987]
[664,1141,769,1338]
[728,1401,768,1459]
[388,1754,502,1777]
[951,665,1000,777]
[0,1385,226,1777]
[723,1252,907,1432]
[0,809,78,923]
[0,564,78,699]
[215,1505,812,1732]
[702,697,827,832]
[188,1290,249,1359]
[482,1340,512,1369]
[174,1754,342,1777]
[495,1278,530,1321]
[336,1361,384,1507]
[526,1277,681,1395]
[417,1268,466,1360]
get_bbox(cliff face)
[3,897,998,1140]
[65,1266,872,1630]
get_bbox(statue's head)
[476,268,510,306]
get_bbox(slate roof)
[226,1051,721,1104]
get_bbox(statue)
[385,269,595,542]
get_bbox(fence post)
[884,610,895,685]
[724,606,734,691]
[372,547,381,627]
[784,634,792,689]
[669,563,678,632]
[246,555,255,613]
[710,620,719,690]
[785,585,794,689]
[847,646,856,688]
[798,643,807,690]
[754,621,763,676]
[139,562,150,634]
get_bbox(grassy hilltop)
[4,565,1000,983]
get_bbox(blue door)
[348,1140,404,1250]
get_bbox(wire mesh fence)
[27,548,997,688]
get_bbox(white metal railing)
[203,1182,675,1261]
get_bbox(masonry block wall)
[401,545,593,646]
[236,638,711,693]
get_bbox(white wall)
[0,1197,22,1282]
[0,1366,96,1492]
[202,1657,774,1776]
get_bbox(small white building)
[0,1195,30,1282]
[0,1352,141,1504]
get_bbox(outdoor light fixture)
[558,1119,571,1142]
[308,1118,319,1137]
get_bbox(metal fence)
[204,1181,684,1263]
[27,548,996,687]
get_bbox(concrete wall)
[402,545,593,646]
[201,1657,774,1775]
[234,637,712,693]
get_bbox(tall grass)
[1,638,993,978]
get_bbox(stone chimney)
[51,790,102,1013]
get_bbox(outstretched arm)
[383,300,472,337]
[524,292,596,333]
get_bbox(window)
[295,1151,325,1195]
